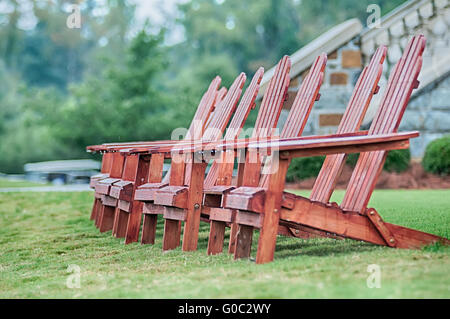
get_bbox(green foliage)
[286,148,410,181]
[0,85,69,173]
[422,136,450,176]
[52,30,179,151]
[383,148,411,173]
[286,156,325,182]
[176,0,407,74]
[0,0,409,173]
[346,149,411,173]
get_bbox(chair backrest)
[204,68,265,187]
[100,152,113,173]
[341,35,425,213]
[310,46,387,202]
[109,152,126,178]
[202,73,247,142]
[234,56,291,187]
[280,54,327,139]
[161,80,226,184]
[203,87,228,135]
[182,73,247,185]
[252,56,291,139]
[186,76,222,140]
[259,53,327,187]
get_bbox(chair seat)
[223,187,266,213]
[203,185,236,208]
[109,180,134,201]
[89,173,109,188]
[95,178,121,195]
[134,182,168,201]
[154,185,189,209]
[101,194,118,207]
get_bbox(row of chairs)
[87,35,448,264]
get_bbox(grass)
[0,178,48,188]
[0,189,448,298]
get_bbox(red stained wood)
[207,221,226,255]
[162,219,182,251]
[182,161,208,251]
[310,46,386,202]
[341,35,426,213]
[154,186,189,208]
[279,193,448,248]
[163,206,187,221]
[255,159,290,264]
[234,225,254,260]
[141,214,158,244]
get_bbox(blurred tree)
[49,30,177,155]
[0,0,409,173]
[174,0,406,74]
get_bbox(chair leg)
[256,214,280,264]
[163,219,181,251]
[125,202,143,244]
[95,203,105,228]
[234,225,253,259]
[207,221,226,255]
[141,214,158,245]
[228,220,238,254]
[90,198,99,220]
[113,209,128,238]
[99,205,115,233]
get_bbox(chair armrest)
[87,138,199,153]
[252,131,419,159]
[169,131,419,160]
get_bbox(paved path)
[0,184,93,192]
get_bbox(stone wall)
[402,74,450,157]
[278,0,450,158]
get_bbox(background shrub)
[422,136,450,176]
[383,148,411,172]
[346,149,410,173]
[286,156,325,182]
[287,148,411,183]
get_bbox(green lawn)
[0,178,48,188]
[0,189,448,298]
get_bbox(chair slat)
[310,46,387,202]
[202,73,247,142]
[281,53,327,138]
[253,56,291,138]
[240,56,291,187]
[341,35,425,213]
[185,73,247,186]
[259,53,327,187]
[187,76,222,140]
[204,68,264,188]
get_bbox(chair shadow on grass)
[273,237,380,259]
[98,216,380,260]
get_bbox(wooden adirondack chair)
[106,72,248,244]
[212,45,386,257]
[133,67,264,246]
[219,35,449,264]
[92,78,225,232]
[88,76,223,224]
[204,53,328,255]
[88,76,223,198]
[90,151,113,221]
[148,55,298,252]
